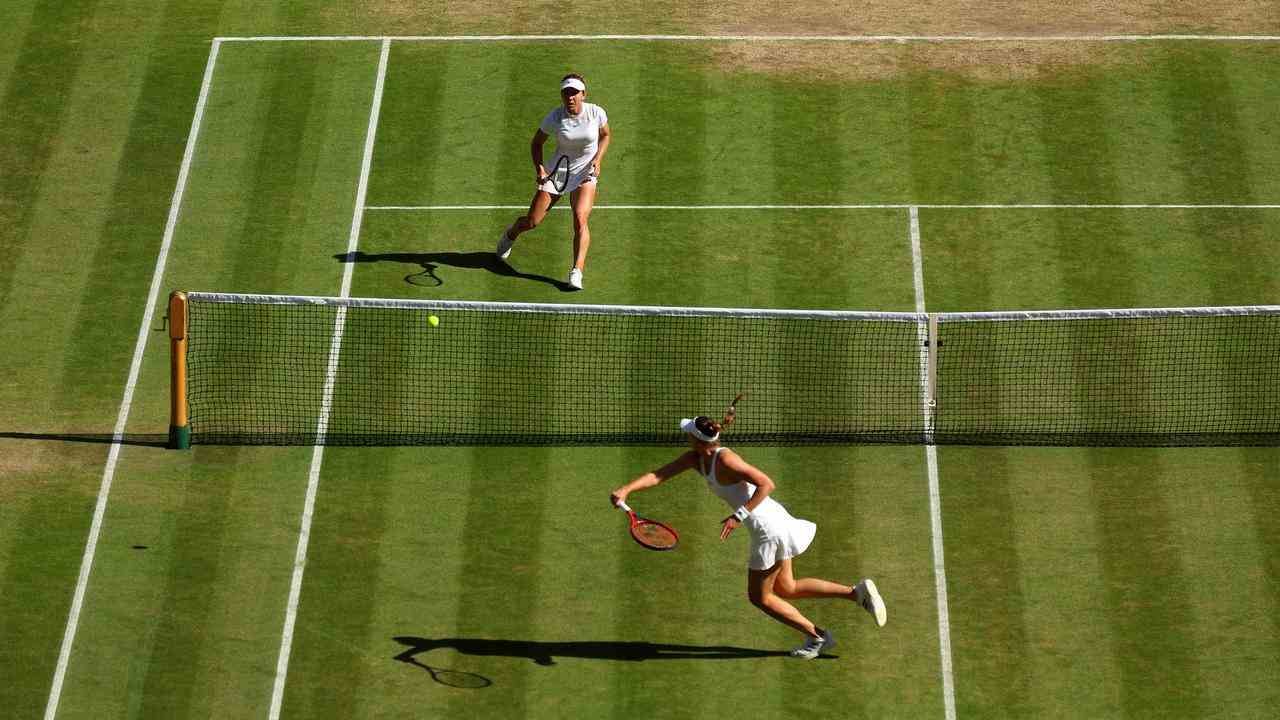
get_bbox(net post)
[927,313,939,411]
[168,291,191,449]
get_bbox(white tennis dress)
[700,447,817,571]
[538,102,608,195]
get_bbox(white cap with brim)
[560,77,586,93]
[680,417,719,443]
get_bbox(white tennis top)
[539,102,608,176]
[699,447,790,535]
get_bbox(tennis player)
[497,73,611,291]
[609,410,887,659]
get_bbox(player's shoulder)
[585,102,608,120]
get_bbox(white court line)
[266,37,391,720]
[216,34,1280,43]
[910,206,957,720]
[366,203,1280,210]
[42,39,224,720]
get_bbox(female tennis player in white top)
[609,410,888,659]
[497,73,611,290]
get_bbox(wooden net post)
[169,291,191,449]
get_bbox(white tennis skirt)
[746,514,817,571]
[538,165,597,196]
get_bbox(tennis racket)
[615,500,679,551]
[540,155,570,194]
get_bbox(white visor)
[680,417,719,443]
[560,77,586,93]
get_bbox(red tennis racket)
[615,500,679,551]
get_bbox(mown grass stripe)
[448,448,552,719]
[285,449,395,719]
[1241,448,1280,639]
[227,43,323,291]
[0,486,95,716]
[0,0,99,309]
[134,453,238,718]
[1086,450,1206,716]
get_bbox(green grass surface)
[2,6,1280,719]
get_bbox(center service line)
[910,206,958,720]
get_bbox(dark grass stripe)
[0,482,94,715]
[135,448,239,718]
[1086,450,1206,717]
[629,44,711,302]
[365,43,450,205]
[0,0,99,309]
[55,0,223,422]
[1160,48,1276,305]
[1240,448,1280,639]
[448,447,550,719]
[1036,69,1137,302]
[225,44,323,292]
[940,449,1033,716]
[285,449,394,719]
[905,72,978,204]
[1163,47,1254,205]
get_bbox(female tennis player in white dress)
[497,73,611,291]
[609,411,887,659]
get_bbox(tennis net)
[171,293,1280,447]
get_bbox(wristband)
[733,506,750,522]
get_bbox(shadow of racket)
[394,647,492,688]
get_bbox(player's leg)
[774,560,855,600]
[498,190,558,258]
[747,563,820,638]
[568,181,597,279]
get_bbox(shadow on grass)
[393,635,826,670]
[335,250,573,291]
[0,431,169,448]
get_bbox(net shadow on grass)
[0,431,169,448]
[392,635,819,670]
[335,250,573,291]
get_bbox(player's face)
[561,87,584,114]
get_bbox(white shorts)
[539,165,597,196]
[746,515,817,571]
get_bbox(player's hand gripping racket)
[540,155,570,194]
[614,500,679,551]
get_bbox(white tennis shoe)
[496,225,516,259]
[568,268,583,290]
[855,578,887,627]
[789,627,834,660]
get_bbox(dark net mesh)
[932,312,1280,446]
[185,296,925,446]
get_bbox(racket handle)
[615,500,632,513]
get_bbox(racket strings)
[634,521,678,549]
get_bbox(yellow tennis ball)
[428,314,439,327]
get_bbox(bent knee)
[774,580,798,599]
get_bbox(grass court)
[2,3,1279,718]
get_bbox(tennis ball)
[428,315,439,327]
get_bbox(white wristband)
[733,506,750,522]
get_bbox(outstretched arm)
[610,451,696,507]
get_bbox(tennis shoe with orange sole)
[854,578,887,627]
